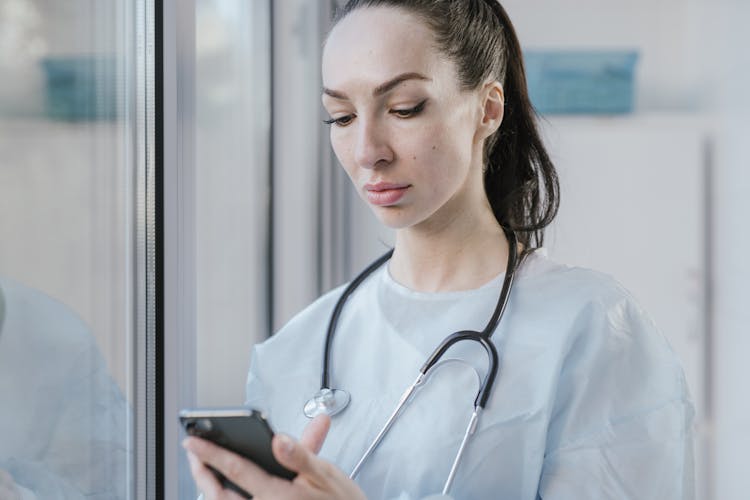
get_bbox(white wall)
[710,2,750,499]
[502,0,709,111]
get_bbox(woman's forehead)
[322,6,444,89]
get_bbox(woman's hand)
[0,469,22,500]
[184,414,366,500]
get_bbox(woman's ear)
[478,81,504,140]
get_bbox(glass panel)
[0,0,136,498]
[194,0,271,408]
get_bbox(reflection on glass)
[0,0,134,498]
[0,278,128,499]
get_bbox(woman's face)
[322,6,493,231]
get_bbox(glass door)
[0,0,158,498]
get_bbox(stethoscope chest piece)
[303,387,351,418]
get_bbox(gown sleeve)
[244,345,268,413]
[538,290,695,500]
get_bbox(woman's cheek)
[331,134,354,173]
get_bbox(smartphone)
[180,408,296,498]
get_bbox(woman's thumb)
[299,414,331,454]
[272,433,321,477]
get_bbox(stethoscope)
[303,227,520,495]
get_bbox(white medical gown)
[245,250,694,500]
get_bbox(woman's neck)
[389,206,509,293]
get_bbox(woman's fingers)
[186,451,224,498]
[185,433,366,500]
[299,414,331,454]
[271,433,331,482]
[184,436,285,498]
[271,434,367,500]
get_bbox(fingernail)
[277,434,294,457]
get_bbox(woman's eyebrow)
[372,72,431,96]
[322,72,431,100]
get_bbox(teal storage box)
[524,50,639,115]
[41,56,117,121]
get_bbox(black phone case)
[180,408,296,498]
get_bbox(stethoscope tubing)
[321,227,517,392]
[421,330,500,409]
[321,248,394,389]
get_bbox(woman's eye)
[323,114,355,127]
[391,100,427,118]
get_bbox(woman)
[184,1,694,498]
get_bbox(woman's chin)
[370,206,419,230]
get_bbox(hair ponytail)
[334,0,560,248]
[482,1,559,248]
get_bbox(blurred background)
[0,0,747,498]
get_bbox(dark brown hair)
[332,0,559,248]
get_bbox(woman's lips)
[364,183,411,206]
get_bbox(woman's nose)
[353,120,392,169]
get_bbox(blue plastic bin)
[524,50,639,115]
[40,56,117,121]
